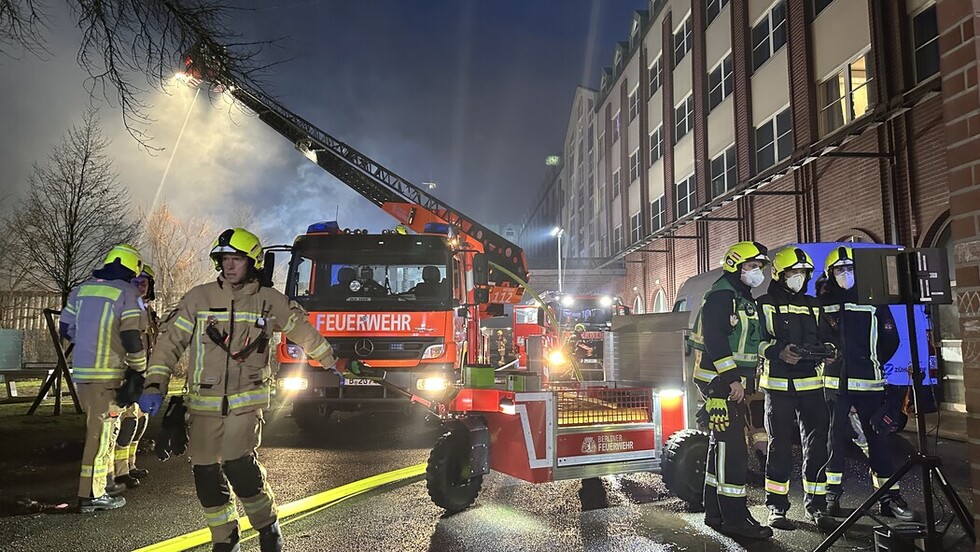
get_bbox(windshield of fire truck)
[556,299,613,327]
[286,235,452,312]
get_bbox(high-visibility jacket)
[819,284,899,393]
[146,277,336,417]
[757,281,824,394]
[688,273,760,393]
[62,278,147,383]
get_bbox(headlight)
[499,397,516,415]
[547,350,567,366]
[561,296,575,307]
[416,376,449,392]
[278,377,309,391]
[285,344,305,359]
[422,344,446,359]
[600,295,613,307]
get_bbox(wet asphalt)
[0,406,974,552]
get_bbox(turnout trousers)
[76,382,121,498]
[826,391,898,498]
[114,404,148,476]
[703,399,752,524]
[188,409,277,545]
[763,390,829,513]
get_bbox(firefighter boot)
[825,494,843,517]
[258,520,283,552]
[880,494,915,521]
[212,527,241,552]
[808,510,839,534]
[79,494,126,513]
[114,473,141,489]
[130,468,149,479]
[767,507,795,530]
[719,517,774,540]
[105,480,126,496]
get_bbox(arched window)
[632,294,645,314]
[652,289,668,313]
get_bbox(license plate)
[582,358,599,364]
[341,377,379,386]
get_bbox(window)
[705,0,730,26]
[813,0,834,17]
[613,169,622,198]
[673,15,693,66]
[614,225,623,251]
[752,1,787,71]
[652,289,668,313]
[755,107,793,170]
[612,110,621,143]
[628,89,639,122]
[818,53,874,135]
[629,150,641,182]
[912,6,939,83]
[710,145,737,198]
[708,53,734,111]
[676,174,696,217]
[650,195,666,230]
[630,212,642,243]
[649,56,662,97]
[649,125,664,164]
[675,94,695,143]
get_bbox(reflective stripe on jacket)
[688,274,761,388]
[819,285,899,393]
[62,279,147,383]
[757,282,824,394]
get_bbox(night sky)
[0,1,645,248]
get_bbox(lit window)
[755,107,793,170]
[709,145,737,198]
[912,6,939,83]
[752,1,787,71]
[675,174,697,218]
[673,15,693,67]
[674,94,695,143]
[818,53,874,135]
[708,53,734,111]
[649,125,664,165]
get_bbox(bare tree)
[1,1,272,146]
[6,108,140,306]
[141,202,216,311]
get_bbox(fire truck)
[513,292,628,381]
[179,42,527,430]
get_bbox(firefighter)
[113,265,158,488]
[60,244,148,512]
[496,329,508,367]
[138,228,342,552]
[757,248,833,531]
[819,246,913,521]
[688,241,773,540]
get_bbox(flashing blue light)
[307,221,341,234]
[423,222,453,236]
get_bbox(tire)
[662,428,709,506]
[292,402,333,431]
[426,427,483,513]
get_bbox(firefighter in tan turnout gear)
[688,241,773,540]
[139,228,339,552]
[113,265,158,489]
[60,244,148,513]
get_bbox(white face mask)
[741,267,765,288]
[785,273,806,293]
[835,270,855,290]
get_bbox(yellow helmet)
[210,228,264,271]
[824,246,855,271]
[574,323,586,332]
[140,264,155,280]
[721,241,769,273]
[772,247,814,281]
[103,244,142,275]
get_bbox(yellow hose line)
[134,462,427,552]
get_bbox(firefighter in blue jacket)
[820,246,913,521]
[689,241,772,540]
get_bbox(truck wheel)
[292,403,333,431]
[662,429,709,506]
[426,428,483,514]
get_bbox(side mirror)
[260,251,276,288]
[474,288,490,304]
[536,308,546,327]
[456,306,469,318]
[472,253,489,286]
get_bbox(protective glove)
[695,404,709,429]
[138,390,164,417]
[115,369,145,408]
[705,398,730,432]
[155,396,188,461]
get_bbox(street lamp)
[551,227,565,293]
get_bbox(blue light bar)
[307,221,341,234]
[423,222,453,236]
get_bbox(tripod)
[815,300,975,551]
